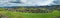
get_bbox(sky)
[0,0,60,7]
[53,0,60,5]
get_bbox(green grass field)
[0,10,60,18]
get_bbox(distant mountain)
[0,5,60,9]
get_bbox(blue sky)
[0,0,60,7]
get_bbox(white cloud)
[0,0,54,6]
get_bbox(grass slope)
[0,10,60,18]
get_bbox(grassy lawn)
[0,10,60,18]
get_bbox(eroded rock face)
[0,14,8,18]
[53,16,60,18]
[1,16,8,18]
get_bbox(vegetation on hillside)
[0,5,60,18]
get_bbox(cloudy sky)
[0,0,60,7]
